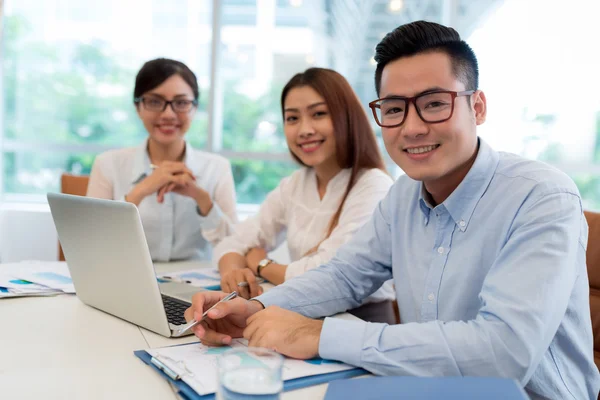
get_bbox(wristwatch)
[256,258,274,277]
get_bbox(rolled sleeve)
[197,202,224,230]
[318,317,366,366]
[213,180,287,263]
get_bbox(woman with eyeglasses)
[213,67,396,323]
[87,58,237,261]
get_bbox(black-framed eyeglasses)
[368,90,475,128]
[134,96,198,113]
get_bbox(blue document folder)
[324,376,529,400]
[134,348,368,400]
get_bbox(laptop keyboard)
[161,294,190,326]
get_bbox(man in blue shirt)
[185,21,599,399]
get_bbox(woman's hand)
[156,175,214,214]
[220,268,263,299]
[126,161,195,205]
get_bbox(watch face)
[259,259,269,268]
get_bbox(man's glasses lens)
[374,92,454,126]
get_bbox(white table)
[0,261,357,400]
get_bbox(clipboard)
[134,346,368,400]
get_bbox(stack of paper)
[136,339,367,398]
[0,261,75,298]
[157,268,223,290]
[157,268,263,290]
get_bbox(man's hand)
[246,247,268,274]
[183,291,264,345]
[220,268,262,299]
[243,306,323,359]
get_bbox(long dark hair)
[281,68,387,239]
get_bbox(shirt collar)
[418,137,499,231]
[129,139,196,184]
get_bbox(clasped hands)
[183,291,323,360]
[127,161,211,213]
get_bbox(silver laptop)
[47,192,200,337]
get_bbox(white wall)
[0,203,58,262]
[0,204,290,264]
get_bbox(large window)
[468,0,600,210]
[3,0,212,198]
[2,0,600,210]
[2,0,326,205]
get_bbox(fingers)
[221,269,261,300]
[248,328,269,348]
[220,274,233,294]
[156,176,188,201]
[156,184,172,203]
[194,297,250,321]
[243,316,260,341]
[222,270,250,299]
[242,269,260,298]
[186,291,228,322]
[184,306,194,323]
[158,161,195,179]
[190,320,232,345]
[244,313,269,348]
[192,323,232,345]
[170,173,194,187]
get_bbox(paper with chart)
[146,339,357,396]
[0,262,71,297]
[157,268,222,289]
[157,268,265,290]
[0,261,75,294]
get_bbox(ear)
[472,90,487,125]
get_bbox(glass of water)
[217,347,284,400]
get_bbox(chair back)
[58,173,90,261]
[585,210,600,371]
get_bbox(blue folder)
[134,347,368,400]
[323,376,529,400]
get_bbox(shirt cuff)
[318,317,366,367]
[254,289,293,310]
[197,202,223,230]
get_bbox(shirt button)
[437,246,444,254]
[459,220,466,227]
[428,293,435,301]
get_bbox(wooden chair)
[585,210,600,372]
[58,173,90,261]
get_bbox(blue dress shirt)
[256,138,600,400]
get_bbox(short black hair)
[133,58,199,101]
[374,20,479,95]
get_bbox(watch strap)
[257,258,273,277]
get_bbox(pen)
[176,291,238,336]
[160,275,192,284]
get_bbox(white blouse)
[214,167,396,302]
[87,140,237,262]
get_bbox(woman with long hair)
[214,68,395,323]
